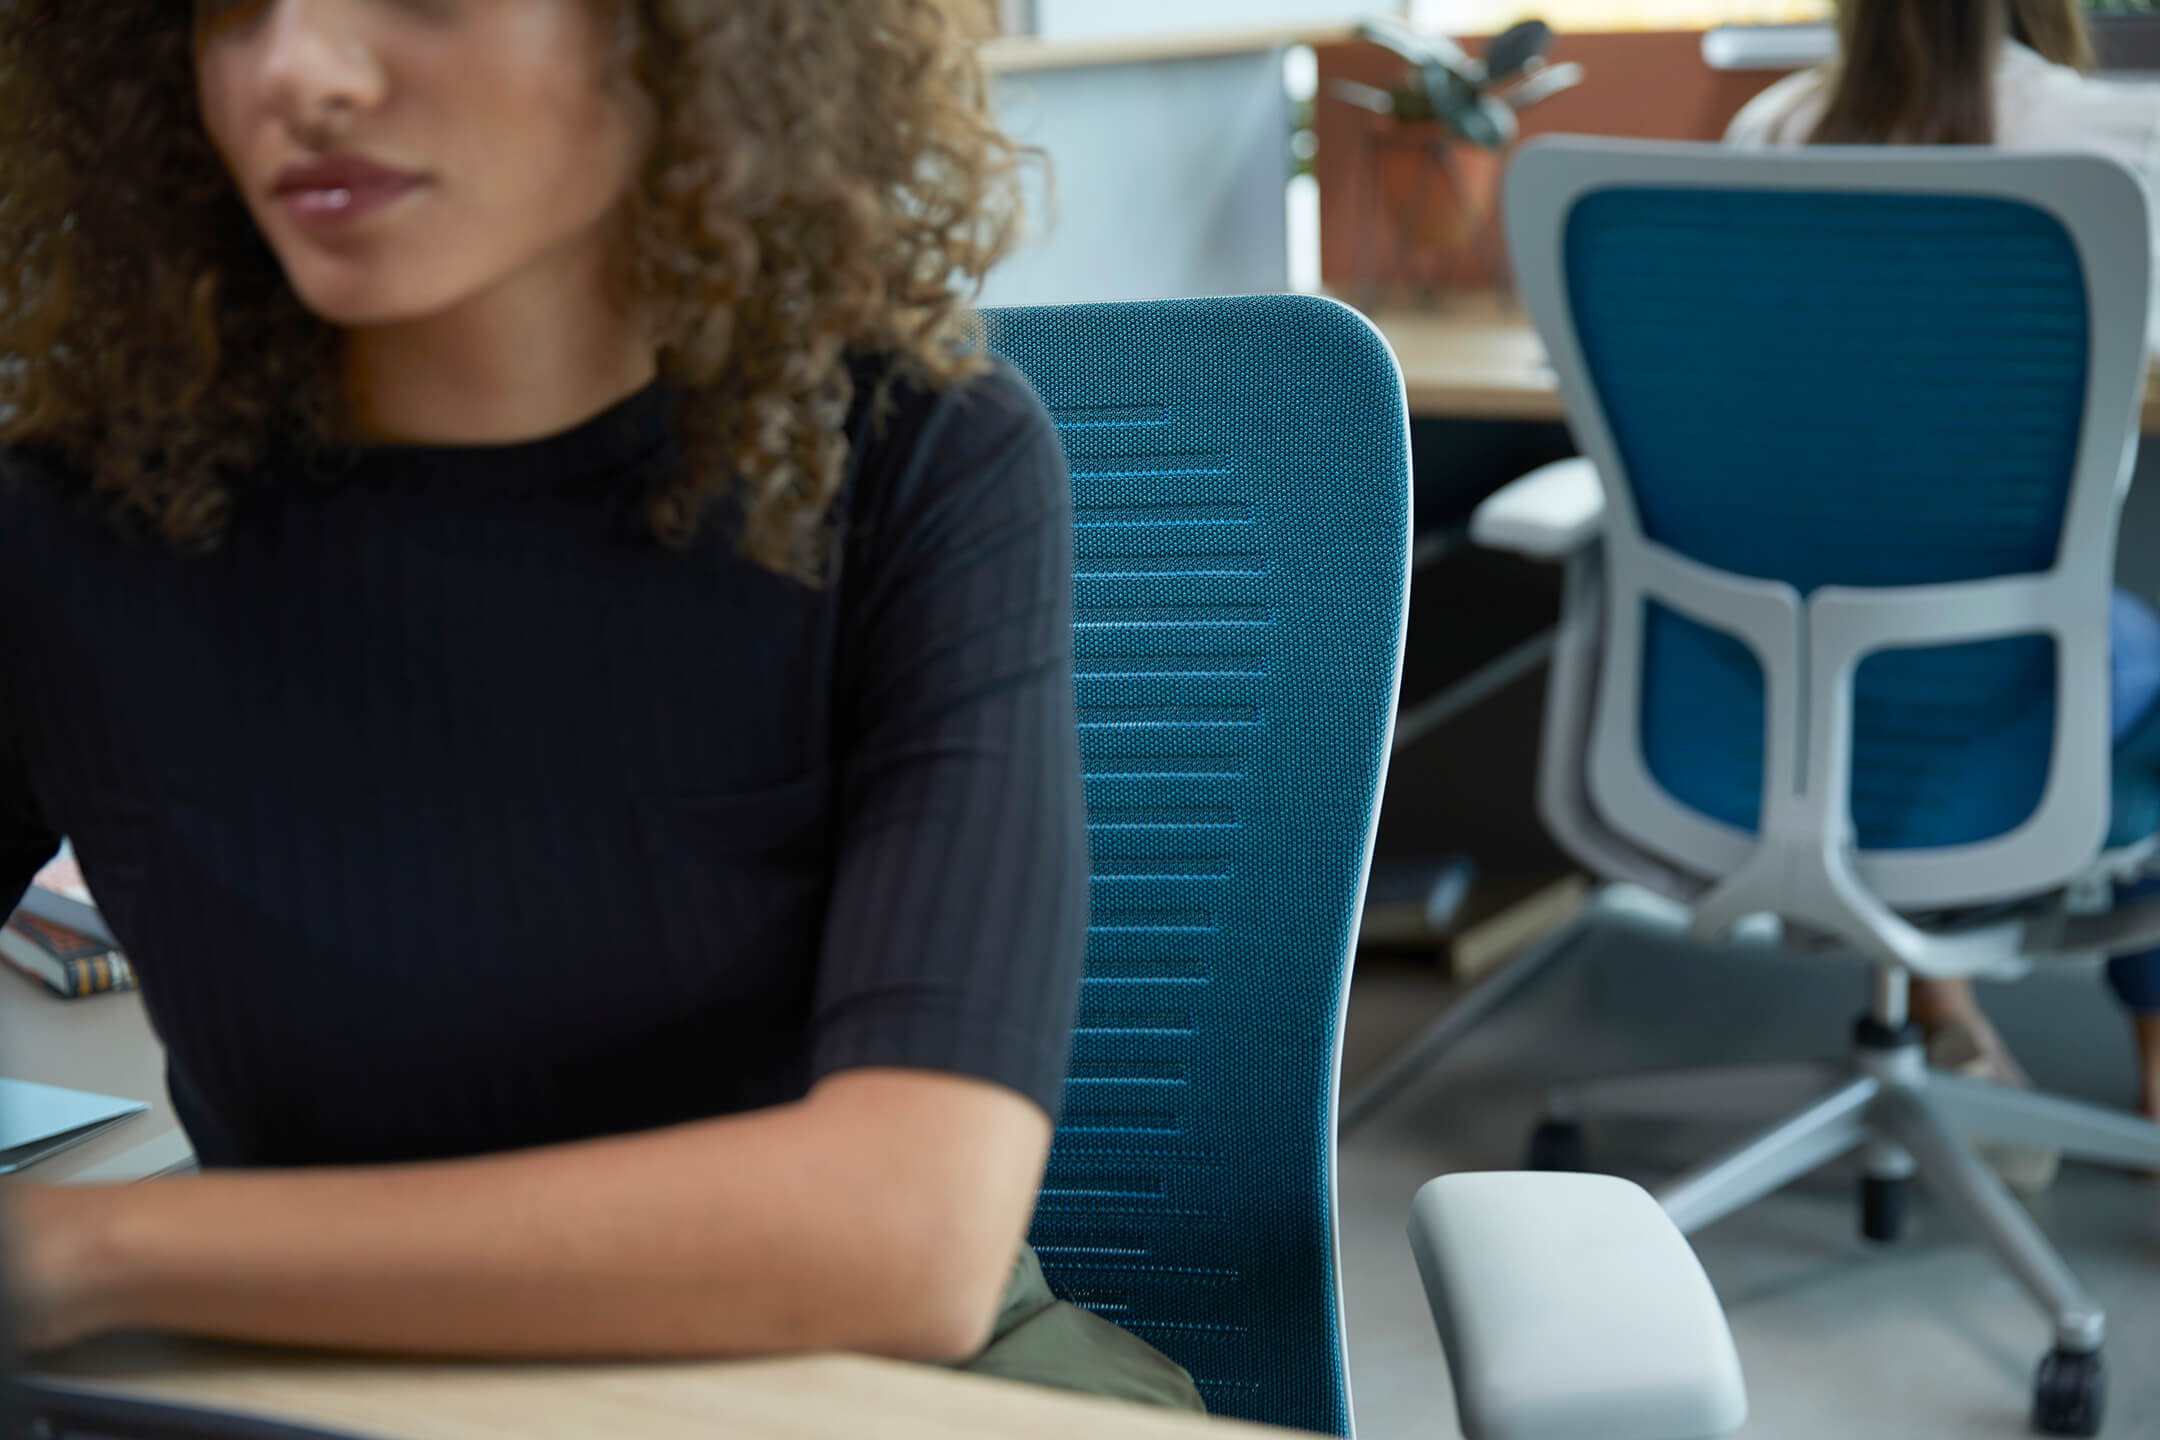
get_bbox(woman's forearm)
[18,1070,1048,1363]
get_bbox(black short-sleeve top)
[0,358,1089,1168]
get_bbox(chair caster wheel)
[1526,1118,1588,1172]
[2033,1347,2105,1436]
[1861,1175,1907,1243]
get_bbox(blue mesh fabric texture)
[1565,188,2104,850]
[986,295,1410,1436]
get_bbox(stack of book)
[3,843,134,999]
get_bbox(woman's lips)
[276,176,425,233]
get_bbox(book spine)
[0,927,136,999]
[58,951,136,999]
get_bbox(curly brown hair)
[0,0,1026,582]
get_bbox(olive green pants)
[946,1245,1206,1413]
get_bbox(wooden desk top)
[1368,300,2160,434]
[32,1335,1281,1440]
[1369,304,1567,425]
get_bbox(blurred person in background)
[1729,0,2160,1188]
[0,0,1198,1410]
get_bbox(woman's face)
[193,0,642,329]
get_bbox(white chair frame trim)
[1506,140,2153,980]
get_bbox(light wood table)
[1370,299,2160,433]
[31,1334,1286,1439]
[1371,303,1568,425]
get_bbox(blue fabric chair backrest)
[1565,187,2089,850]
[986,296,1411,1435]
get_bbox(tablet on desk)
[0,1076,147,1174]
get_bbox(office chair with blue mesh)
[1462,140,2160,1438]
[986,295,1751,1440]
[984,295,1410,1435]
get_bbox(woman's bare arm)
[8,1069,1050,1363]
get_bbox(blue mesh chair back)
[1564,184,2093,851]
[986,296,1411,1435]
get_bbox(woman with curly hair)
[0,0,1198,1407]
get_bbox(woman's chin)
[282,267,456,331]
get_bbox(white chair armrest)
[1470,458,1605,560]
[1408,1172,1748,1440]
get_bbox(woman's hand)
[3,1182,125,1352]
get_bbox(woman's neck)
[335,247,656,447]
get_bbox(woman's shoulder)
[1725,67,1834,149]
[846,350,1054,451]
[0,446,90,533]
[1,443,70,489]
[842,349,1064,519]
[1997,43,2160,171]
[0,446,113,617]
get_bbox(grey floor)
[1336,922,2160,1440]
